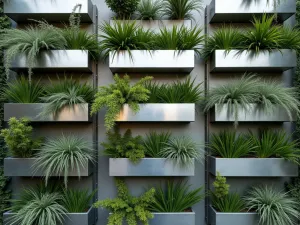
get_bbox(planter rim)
[152,211,195,214]
[4,206,93,215]
[209,156,288,160]
[209,205,257,215]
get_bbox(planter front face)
[4,103,91,122]
[150,212,195,225]
[210,104,294,122]
[208,206,258,225]
[4,158,93,177]
[109,158,195,176]
[208,0,295,23]
[10,50,92,73]
[116,104,195,122]
[210,50,297,72]
[109,50,194,73]
[4,0,94,22]
[208,156,298,177]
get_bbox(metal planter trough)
[4,103,91,122]
[4,158,93,177]
[210,50,297,72]
[208,206,258,225]
[10,50,92,73]
[109,50,194,73]
[207,0,295,23]
[109,158,194,176]
[208,156,298,177]
[210,104,295,123]
[116,104,195,122]
[4,0,94,23]
[4,207,95,225]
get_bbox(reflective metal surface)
[211,50,297,72]
[4,103,91,122]
[4,158,93,177]
[109,158,195,176]
[4,0,93,22]
[116,104,195,122]
[208,206,258,225]
[207,0,295,22]
[109,50,194,73]
[208,156,298,177]
[211,104,295,122]
[10,50,92,73]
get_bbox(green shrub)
[0,169,10,225]
[105,0,140,19]
[162,0,202,20]
[135,0,163,20]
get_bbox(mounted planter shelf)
[109,158,194,176]
[10,50,92,73]
[4,103,91,122]
[109,50,195,73]
[4,0,94,23]
[210,104,295,122]
[116,104,195,122]
[3,158,93,177]
[4,207,95,225]
[208,156,298,177]
[208,206,258,225]
[210,50,297,72]
[207,0,295,23]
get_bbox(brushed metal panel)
[208,156,298,177]
[4,103,91,122]
[116,104,195,122]
[4,0,93,22]
[210,50,297,72]
[208,206,258,225]
[207,0,295,23]
[109,158,195,176]
[109,50,194,73]
[4,158,93,177]
[10,50,92,73]
[211,104,295,122]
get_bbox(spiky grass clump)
[143,131,171,157]
[162,0,202,20]
[135,0,163,20]
[63,189,96,213]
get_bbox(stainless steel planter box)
[4,207,95,225]
[116,104,195,122]
[109,158,194,176]
[4,158,93,177]
[10,50,92,73]
[208,156,298,177]
[210,50,297,72]
[109,50,194,73]
[208,206,258,225]
[207,0,295,23]
[4,103,91,122]
[210,104,295,122]
[4,0,94,22]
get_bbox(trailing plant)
[135,0,163,20]
[102,128,145,163]
[93,178,155,225]
[2,76,44,103]
[33,134,95,187]
[162,0,202,20]
[244,186,299,225]
[149,181,204,212]
[91,74,152,130]
[146,77,203,103]
[143,131,171,157]
[63,189,96,213]
[105,0,140,19]
[0,117,42,158]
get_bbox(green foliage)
[209,130,253,158]
[143,131,171,157]
[0,169,10,225]
[91,74,152,130]
[162,0,202,20]
[244,186,299,225]
[105,0,140,19]
[212,172,229,199]
[102,128,145,163]
[285,171,300,203]
[63,189,96,213]
[2,76,44,103]
[93,178,155,225]
[146,77,203,103]
[33,134,95,187]
[149,181,204,212]
[135,0,163,20]
[0,117,42,158]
